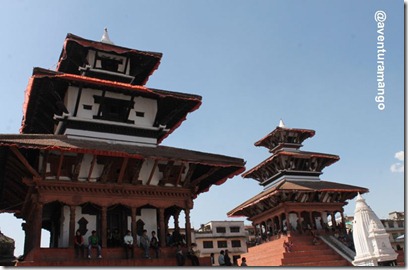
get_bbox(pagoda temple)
[228,120,368,266]
[0,30,245,266]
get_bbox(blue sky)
[0,0,404,256]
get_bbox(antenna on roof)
[278,119,286,128]
[101,28,114,45]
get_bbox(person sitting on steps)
[88,230,102,259]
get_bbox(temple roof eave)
[254,127,316,149]
[0,134,244,167]
[0,135,246,213]
[20,69,202,143]
[242,150,340,180]
[227,180,369,218]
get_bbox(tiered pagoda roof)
[244,122,340,186]
[20,67,202,143]
[57,33,162,86]
[0,31,246,217]
[228,121,368,219]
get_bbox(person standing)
[224,249,232,266]
[188,243,200,266]
[150,231,159,258]
[123,230,134,259]
[210,253,215,265]
[175,244,185,266]
[88,230,102,259]
[74,229,85,259]
[218,250,225,266]
[140,229,150,258]
[240,257,248,266]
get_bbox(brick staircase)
[239,234,351,267]
[282,234,350,267]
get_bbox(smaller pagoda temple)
[228,120,368,239]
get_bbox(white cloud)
[395,151,404,161]
[390,151,404,173]
[390,163,404,173]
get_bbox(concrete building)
[193,221,248,265]
[380,212,405,251]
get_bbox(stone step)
[282,254,342,264]
[283,248,335,258]
[283,259,350,267]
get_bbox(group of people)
[73,229,160,259]
[74,229,103,259]
[175,243,201,266]
[216,249,247,266]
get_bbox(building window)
[388,221,394,228]
[397,221,404,228]
[217,241,227,248]
[203,241,213,249]
[231,240,241,248]
[216,227,226,233]
[83,104,92,110]
[230,226,240,233]
[93,96,134,124]
[381,220,387,227]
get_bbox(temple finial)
[101,28,114,45]
[278,119,286,128]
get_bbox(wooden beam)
[72,153,83,181]
[10,147,40,178]
[131,159,143,184]
[117,157,129,184]
[146,160,158,186]
[87,155,97,182]
[100,160,113,183]
[41,151,49,179]
[175,164,185,187]
[183,164,196,187]
[56,152,64,181]
[189,167,219,187]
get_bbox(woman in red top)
[74,229,85,259]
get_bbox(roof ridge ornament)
[101,28,114,45]
[278,119,286,128]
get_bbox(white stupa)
[101,28,114,44]
[352,193,398,266]
[278,119,286,128]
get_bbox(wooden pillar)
[284,210,290,233]
[159,208,166,248]
[131,207,137,237]
[174,211,180,229]
[332,212,337,229]
[22,222,29,254]
[185,208,192,247]
[101,206,107,247]
[252,222,257,236]
[69,205,76,247]
[340,211,345,226]
[32,203,43,249]
[309,211,313,229]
